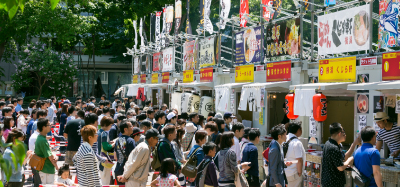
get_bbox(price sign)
[132,75,139,83]
[266,60,291,82]
[162,72,170,83]
[200,67,213,82]
[235,64,254,83]
[183,70,194,83]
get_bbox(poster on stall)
[235,26,262,65]
[357,74,369,83]
[259,107,264,125]
[360,57,377,66]
[141,55,149,73]
[134,57,140,74]
[151,73,158,84]
[199,37,215,68]
[386,95,395,108]
[153,52,162,72]
[382,52,400,80]
[358,115,367,131]
[373,113,380,131]
[265,18,300,57]
[378,0,400,48]
[357,94,369,114]
[318,56,356,83]
[318,4,371,55]
[162,72,170,83]
[266,61,292,82]
[219,0,231,29]
[132,75,139,83]
[183,70,194,83]
[309,117,318,143]
[183,40,195,70]
[140,74,146,83]
[162,47,174,72]
[396,94,400,113]
[200,67,213,82]
[373,96,384,113]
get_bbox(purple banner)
[235,26,262,65]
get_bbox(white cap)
[167,112,176,120]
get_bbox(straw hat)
[374,112,389,122]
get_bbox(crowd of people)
[0,94,393,187]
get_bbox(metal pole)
[369,1,373,55]
[260,0,264,64]
[181,36,183,72]
[311,1,314,61]
[218,0,222,66]
[231,19,234,67]
[300,6,304,61]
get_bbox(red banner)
[240,0,249,27]
[153,52,162,71]
[382,52,400,80]
[360,56,377,66]
[200,67,213,82]
[162,72,170,83]
[140,74,146,83]
[266,60,291,82]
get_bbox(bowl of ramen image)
[357,94,368,113]
[244,28,257,63]
[353,10,369,46]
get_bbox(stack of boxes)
[304,153,322,187]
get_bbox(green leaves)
[0,0,62,19]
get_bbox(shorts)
[65,151,77,165]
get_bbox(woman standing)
[3,117,14,140]
[172,126,186,186]
[59,104,69,135]
[17,109,29,135]
[186,130,208,186]
[66,106,76,123]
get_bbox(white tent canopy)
[290,82,355,96]
[179,82,214,90]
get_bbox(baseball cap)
[63,100,71,104]
[145,128,164,139]
[132,127,144,136]
[374,112,389,122]
[224,112,235,118]
[214,113,223,119]
[167,112,176,120]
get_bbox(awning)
[215,82,251,89]
[242,81,291,92]
[375,81,400,94]
[289,82,355,96]
[179,82,214,89]
[347,82,380,91]
[147,83,167,88]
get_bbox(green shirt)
[34,135,55,174]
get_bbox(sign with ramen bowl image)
[235,26,262,65]
[357,94,369,114]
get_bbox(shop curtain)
[199,96,213,115]
[171,92,182,114]
[293,89,314,116]
[238,87,261,112]
[181,93,191,113]
[136,87,146,101]
[216,88,230,112]
[127,85,140,96]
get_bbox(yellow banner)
[318,56,356,83]
[235,64,254,83]
[151,73,158,84]
[132,75,139,83]
[183,70,194,83]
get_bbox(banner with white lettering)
[133,21,138,51]
[204,0,213,34]
[219,0,231,30]
[199,37,216,68]
[175,0,182,35]
[162,47,174,72]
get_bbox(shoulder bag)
[350,166,372,187]
[181,147,201,178]
[29,154,46,171]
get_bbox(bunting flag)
[199,0,205,34]
[143,16,149,46]
[139,18,145,52]
[155,11,162,51]
[133,20,138,51]
[240,0,249,27]
[175,0,182,35]
[185,0,193,40]
[219,0,231,29]
[204,0,213,34]
[166,6,174,34]
[161,7,167,48]
[151,14,156,43]
[262,0,274,21]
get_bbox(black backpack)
[283,136,297,158]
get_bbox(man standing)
[374,112,400,158]
[166,112,177,126]
[137,120,151,144]
[98,106,110,124]
[114,120,135,185]
[50,96,57,122]
[15,97,23,113]
[153,111,166,134]
[242,128,261,187]
[223,112,234,132]
[321,123,360,187]
[188,113,200,130]
[112,97,119,109]
[63,110,85,165]
[354,126,383,187]
[158,125,182,171]
[285,122,306,187]
[231,122,245,163]
[117,129,162,186]
[269,125,288,187]
[147,109,155,124]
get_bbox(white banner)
[133,21,138,51]
[134,57,140,74]
[318,4,370,55]
[199,37,215,68]
[155,12,162,51]
[166,6,174,34]
[162,47,174,72]
[219,0,231,30]
[139,18,144,49]
[204,0,213,34]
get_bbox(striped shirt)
[73,142,101,187]
[377,125,400,158]
[80,137,106,163]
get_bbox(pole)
[231,19,234,67]
[218,0,222,66]
[260,0,264,64]
[369,1,373,55]
[310,0,314,62]
[300,6,304,61]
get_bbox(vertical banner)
[382,52,400,80]
[141,55,149,73]
[162,47,174,72]
[199,37,216,68]
[155,11,162,51]
[204,0,213,34]
[166,6,174,34]
[200,67,213,82]
[183,70,194,83]
[262,0,274,21]
[142,16,149,46]
[235,26,262,65]
[194,39,200,69]
[265,18,300,57]
[139,18,144,51]
[266,60,292,82]
[175,0,182,35]
[185,0,193,39]
[132,75,139,83]
[153,52,162,72]
[133,21,138,51]
[162,72,170,83]
[140,74,147,83]
[183,40,195,70]
[151,73,159,84]
[378,0,400,48]
[215,35,221,64]
[219,0,231,29]
[200,0,205,34]
[151,14,156,43]
[161,8,167,48]
[134,57,140,74]
[318,56,356,82]
[235,64,254,82]
[240,0,249,27]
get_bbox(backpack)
[283,136,297,158]
[151,140,167,171]
[196,158,213,186]
[181,147,201,178]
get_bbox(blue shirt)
[354,143,381,187]
[241,142,259,177]
[15,104,22,113]
[186,144,205,166]
[26,119,35,136]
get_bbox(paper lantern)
[285,92,299,120]
[199,96,213,115]
[313,92,327,122]
[181,93,191,113]
[188,94,201,113]
[171,92,182,114]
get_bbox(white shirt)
[17,115,27,134]
[231,136,241,162]
[98,114,105,125]
[112,101,117,109]
[29,131,40,151]
[284,133,306,176]
[51,103,57,118]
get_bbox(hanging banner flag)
[151,73,159,84]
[318,56,356,83]
[142,16,149,46]
[140,74,146,83]
[166,6,174,34]
[193,39,200,69]
[204,0,213,34]
[266,60,291,82]
[199,0,205,34]
[153,52,162,72]
[235,64,254,83]
[139,18,144,52]
[183,70,194,83]
[219,0,231,29]
[155,12,162,51]
[199,37,216,68]
[161,8,167,48]
[235,26,262,65]
[134,57,140,74]
[215,35,221,64]
[133,21,138,51]
[141,55,149,73]
[318,4,371,55]
[262,0,274,21]
[183,40,195,70]
[132,75,139,83]
[382,52,400,80]
[175,0,182,35]
[151,14,156,43]
[162,72,170,83]
[200,67,213,82]
[378,0,400,48]
[162,47,174,72]
[185,0,193,39]
[265,18,300,57]
[240,0,249,27]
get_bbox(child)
[196,142,218,187]
[150,158,181,187]
[55,164,78,186]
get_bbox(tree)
[11,42,78,99]
[0,140,26,187]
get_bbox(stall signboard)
[200,67,213,82]
[379,0,400,48]
[318,4,371,55]
[183,70,194,83]
[132,75,139,83]
[199,37,215,68]
[266,60,291,82]
[360,56,377,66]
[235,64,254,83]
[162,72,170,83]
[382,52,400,80]
[134,57,140,74]
[183,40,195,70]
[153,52,162,72]
[318,56,356,82]
[151,73,158,84]
[235,26,262,65]
[141,55,149,73]
[162,47,174,72]
[140,74,146,83]
[265,18,300,57]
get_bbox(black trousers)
[246,175,260,187]
[32,168,41,187]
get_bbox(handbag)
[350,166,372,187]
[29,154,46,171]
[235,165,249,187]
[181,147,201,178]
[100,131,115,169]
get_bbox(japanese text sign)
[199,37,216,68]
[183,70,194,83]
[183,40,196,70]
[266,60,291,82]
[265,18,300,57]
[132,75,139,83]
[153,52,162,71]
[360,56,377,66]
[162,72,170,83]
[200,67,213,82]
[140,74,146,83]
[382,52,400,80]
[235,64,254,83]
[318,4,370,55]
[318,56,356,82]
[162,47,174,72]
[235,26,262,65]
[151,73,158,84]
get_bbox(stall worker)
[374,112,400,158]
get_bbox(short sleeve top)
[156,173,178,187]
